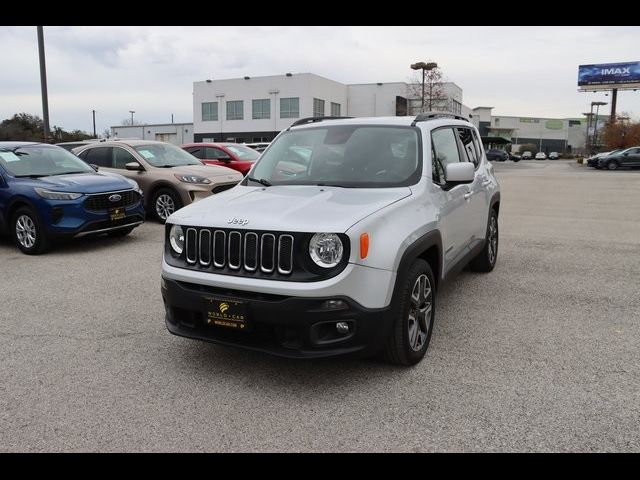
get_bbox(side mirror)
[445,162,474,184]
[623,152,629,156]
[125,162,143,171]
[90,164,99,171]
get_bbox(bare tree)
[407,65,446,114]
[120,118,142,126]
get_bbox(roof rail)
[411,111,470,126]
[287,116,354,129]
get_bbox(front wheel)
[12,207,50,255]
[470,208,499,272]
[607,160,619,171]
[384,259,436,366]
[153,188,182,223]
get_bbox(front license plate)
[109,207,126,222]
[204,297,249,331]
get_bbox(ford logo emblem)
[109,194,122,202]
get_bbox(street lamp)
[591,101,607,154]
[129,110,135,125]
[410,61,438,113]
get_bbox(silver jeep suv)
[161,113,500,365]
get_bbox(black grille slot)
[84,190,139,211]
[185,228,197,264]
[213,230,226,267]
[261,234,276,273]
[244,232,258,271]
[228,231,242,269]
[199,230,211,266]
[212,183,236,195]
[278,235,294,274]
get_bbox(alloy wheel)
[15,215,36,249]
[488,215,498,266]
[408,274,432,352]
[156,194,175,220]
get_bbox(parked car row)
[586,147,640,170]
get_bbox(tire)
[607,160,619,171]
[384,259,436,366]
[470,208,499,272]
[152,188,182,223]
[12,207,50,255]
[107,226,134,237]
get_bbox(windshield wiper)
[14,174,49,178]
[246,176,272,187]
[49,171,89,176]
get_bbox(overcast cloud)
[1,26,639,134]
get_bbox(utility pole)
[171,113,174,124]
[92,110,96,138]
[37,26,50,142]
[610,88,618,123]
[129,110,135,125]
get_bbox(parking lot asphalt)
[1,160,639,452]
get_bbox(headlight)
[34,187,82,200]
[169,225,184,254]
[309,233,343,268]
[174,174,211,184]
[126,178,143,193]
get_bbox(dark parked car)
[485,149,509,162]
[508,152,521,162]
[55,140,97,152]
[0,142,145,254]
[597,146,640,170]
[548,152,559,160]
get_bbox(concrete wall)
[347,83,408,117]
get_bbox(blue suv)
[0,142,145,254]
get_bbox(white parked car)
[161,113,501,366]
[548,152,559,160]
[535,152,547,160]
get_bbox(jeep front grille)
[183,228,294,276]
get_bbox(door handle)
[464,191,473,200]
[482,179,491,186]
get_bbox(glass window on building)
[202,102,218,122]
[226,100,244,120]
[331,102,341,116]
[280,97,300,118]
[313,98,325,117]
[252,99,270,120]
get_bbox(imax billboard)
[578,61,640,88]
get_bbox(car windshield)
[0,144,94,177]
[134,143,202,167]
[225,145,260,161]
[249,125,421,188]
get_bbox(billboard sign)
[578,61,640,88]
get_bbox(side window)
[84,147,112,167]
[431,128,461,185]
[456,127,480,169]
[112,148,138,169]
[186,147,203,159]
[471,129,484,164]
[206,147,231,160]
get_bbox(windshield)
[134,143,202,167]
[249,125,421,188]
[0,144,94,177]
[225,145,260,161]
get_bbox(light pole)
[582,112,593,155]
[92,109,96,138]
[591,101,607,154]
[269,90,279,136]
[410,61,438,113]
[129,110,135,125]
[37,26,50,142]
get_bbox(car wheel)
[470,208,499,273]
[153,188,182,223]
[607,160,619,171]
[12,207,50,255]
[384,259,435,366]
[107,226,134,237]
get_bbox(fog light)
[336,322,350,334]
[321,299,347,311]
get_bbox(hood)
[31,171,133,194]
[171,164,242,180]
[169,185,412,232]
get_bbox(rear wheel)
[12,207,50,255]
[470,208,498,272]
[384,259,435,366]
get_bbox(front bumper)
[161,277,395,359]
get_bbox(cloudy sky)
[1,26,639,134]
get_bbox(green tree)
[0,113,92,142]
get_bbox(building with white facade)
[471,107,591,154]
[110,123,193,145]
[193,73,469,143]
